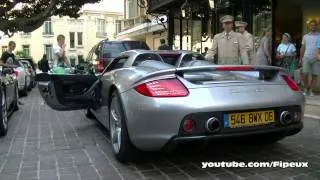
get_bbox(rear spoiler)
[134,65,285,84]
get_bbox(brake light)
[28,68,32,73]
[282,74,299,91]
[216,66,253,71]
[14,70,19,76]
[135,78,189,97]
[96,59,104,72]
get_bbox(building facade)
[0,8,123,66]
[116,0,168,50]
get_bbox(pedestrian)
[317,37,320,61]
[53,34,70,69]
[0,41,19,68]
[205,15,249,65]
[0,41,23,105]
[255,25,272,65]
[276,33,298,78]
[39,54,50,73]
[235,21,255,64]
[202,47,208,56]
[158,39,171,50]
[300,20,320,96]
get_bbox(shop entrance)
[274,0,320,58]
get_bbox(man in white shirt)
[235,21,255,64]
[52,34,70,68]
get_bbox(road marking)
[304,114,320,119]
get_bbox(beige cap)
[235,21,248,27]
[220,15,234,23]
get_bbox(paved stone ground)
[1,89,320,180]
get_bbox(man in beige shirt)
[205,15,249,65]
[235,21,255,64]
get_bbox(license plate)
[223,110,275,128]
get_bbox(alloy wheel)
[1,89,7,131]
[110,97,122,154]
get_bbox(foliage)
[15,50,28,58]
[0,0,102,37]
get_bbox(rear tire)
[20,78,28,97]
[109,91,140,163]
[85,109,96,119]
[27,81,32,91]
[13,84,19,111]
[0,88,8,136]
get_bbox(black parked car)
[86,40,150,73]
[0,68,19,136]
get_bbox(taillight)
[216,66,253,71]
[96,59,104,73]
[28,68,32,73]
[282,74,299,91]
[14,70,19,76]
[135,78,189,97]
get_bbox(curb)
[304,114,320,119]
[306,101,320,106]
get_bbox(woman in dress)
[256,25,272,65]
[276,33,297,78]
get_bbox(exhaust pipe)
[206,117,220,133]
[280,111,292,125]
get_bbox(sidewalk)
[306,95,320,106]
[305,94,320,118]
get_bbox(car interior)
[132,53,163,66]
[159,54,180,65]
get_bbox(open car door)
[36,73,101,111]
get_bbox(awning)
[116,16,167,39]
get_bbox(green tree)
[0,0,101,37]
[15,50,27,58]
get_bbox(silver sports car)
[36,50,305,162]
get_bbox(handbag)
[276,44,290,61]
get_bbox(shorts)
[302,57,320,75]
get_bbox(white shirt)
[277,43,296,55]
[52,45,68,68]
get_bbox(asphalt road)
[0,89,319,180]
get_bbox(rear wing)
[135,65,285,84]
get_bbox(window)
[108,57,128,71]
[22,45,30,57]
[97,19,105,33]
[123,41,150,50]
[70,32,75,48]
[102,42,126,58]
[2,46,7,53]
[159,54,181,65]
[77,32,83,46]
[44,45,53,61]
[127,0,137,18]
[115,20,121,34]
[43,18,53,35]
